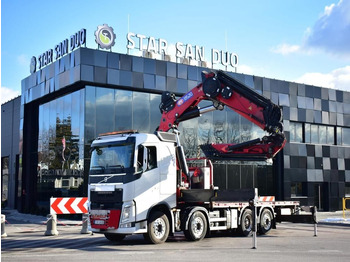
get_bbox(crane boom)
[158,70,286,160]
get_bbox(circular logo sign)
[30,56,37,74]
[95,24,116,49]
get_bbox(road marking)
[308,250,342,253]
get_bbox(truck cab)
[88,131,177,242]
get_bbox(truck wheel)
[184,211,207,241]
[144,211,169,244]
[239,209,253,237]
[259,208,273,235]
[104,233,126,242]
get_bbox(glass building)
[2,47,350,214]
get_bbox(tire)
[259,208,273,235]
[184,211,207,241]
[104,233,126,242]
[144,211,170,244]
[239,209,253,237]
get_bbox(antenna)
[225,30,228,71]
[127,14,130,54]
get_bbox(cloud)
[1,87,20,104]
[271,44,301,55]
[295,65,350,91]
[271,0,350,57]
[304,0,350,56]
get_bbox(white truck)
[88,70,316,244]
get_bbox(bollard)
[252,205,257,249]
[80,213,91,234]
[45,214,59,236]
[314,223,318,237]
[1,214,7,238]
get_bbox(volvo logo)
[95,24,116,50]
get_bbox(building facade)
[2,47,350,213]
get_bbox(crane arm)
[158,70,286,160]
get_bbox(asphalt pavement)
[1,208,350,237]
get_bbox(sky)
[1,0,350,104]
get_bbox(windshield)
[90,143,134,175]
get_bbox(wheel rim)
[153,217,166,239]
[261,213,271,230]
[244,216,252,230]
[191,216,204,238]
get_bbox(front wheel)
[144,211,169,244]
[184,211,207,241]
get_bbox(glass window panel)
[305,123,311,143]
[38,105,44,153]
[96,88,115,135]
[1,157,9,204]
[227,110,240,143]
[43,103,50,152]
[49,100,56,146]
[337,127,342,145]
[290,122,302,143]
[133,92,150,132]
[85,86,96,142]
[38,90,85,213]
[327,126,334,145]
[150,94,161,132]
[319,126,327,144]
[70,92,81,168]
[343,127,350,146]
[311,125,319,144]
[115,90,132,131]
[180,119,198,158]
[198,101,213,145]
[241,117,253,143]
[295,123,303,142]
[71,91,80,137]
[213,110,227,143]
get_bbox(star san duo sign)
[127,32,239,69]
[93,24,238,69]
[30,25,238,73]
[30,28,86,74]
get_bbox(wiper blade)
[109,165,125,169]
[91,165,105,170]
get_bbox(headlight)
[122,205,131,222]
[121,202,135,223]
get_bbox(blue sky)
[1,0,350,103]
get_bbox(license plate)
[94,220,105,225]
